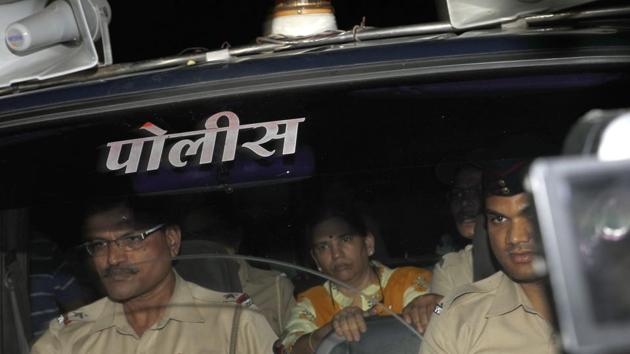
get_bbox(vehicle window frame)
[1,30,630,130]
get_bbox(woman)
[281,208,432,353]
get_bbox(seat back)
[472,214,500,281]
[175,240,242,293]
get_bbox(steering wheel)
[316,316,422,354]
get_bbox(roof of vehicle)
[0,2,629,128]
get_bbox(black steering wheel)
[316,315,422,354]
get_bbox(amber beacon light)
[269,0,338,37]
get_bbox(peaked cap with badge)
[482,159,530,196]
[481,132,559,197]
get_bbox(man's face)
[84,206,181,302]
[450,167,482,239]
[486,193,541,283]
[311,217,374,286]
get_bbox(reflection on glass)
[573,176,630,324]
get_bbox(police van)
[1,0,629,353]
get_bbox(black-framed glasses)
[81,223,165,257]
[448,186,482,201]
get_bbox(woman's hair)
[304,205,369,248]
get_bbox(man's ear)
[364,232,376,257]
[164,225,182,257]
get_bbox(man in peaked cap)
[409,162,483,334]
[411,136,559,334]
[420,159,560,354]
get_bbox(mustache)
[102,266,140,278]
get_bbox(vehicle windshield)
[1,58,630,353]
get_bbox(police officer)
[431,164,482,291]
[408,163,482,333]
[31,198,277,354]
[420,160,560,354]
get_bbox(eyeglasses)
[81,224,165,257]
[448,186,482,201]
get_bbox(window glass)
[2,70,628,261]
[1,67,629,346]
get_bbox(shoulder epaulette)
[56,311,89,327]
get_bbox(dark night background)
[107,1,438,63]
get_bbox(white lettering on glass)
[104,111,305,174]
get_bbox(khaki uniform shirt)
[238,259,296,336]
[430,245,473,297]
[420,271,560,354]
[31,272,277,354]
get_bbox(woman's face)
[310,217,374,286]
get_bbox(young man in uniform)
[420,160,560,354]
[31,198,277,354]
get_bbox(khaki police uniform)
[420,271,559,354]
[430,244,473,296]
[31,271,277,354]
[237,259,296,336]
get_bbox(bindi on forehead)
[320,232,353,241]
[312,232,351,245]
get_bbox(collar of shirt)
[89,270,205,336]
[325,261,393,310]
[486,271,538,318]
